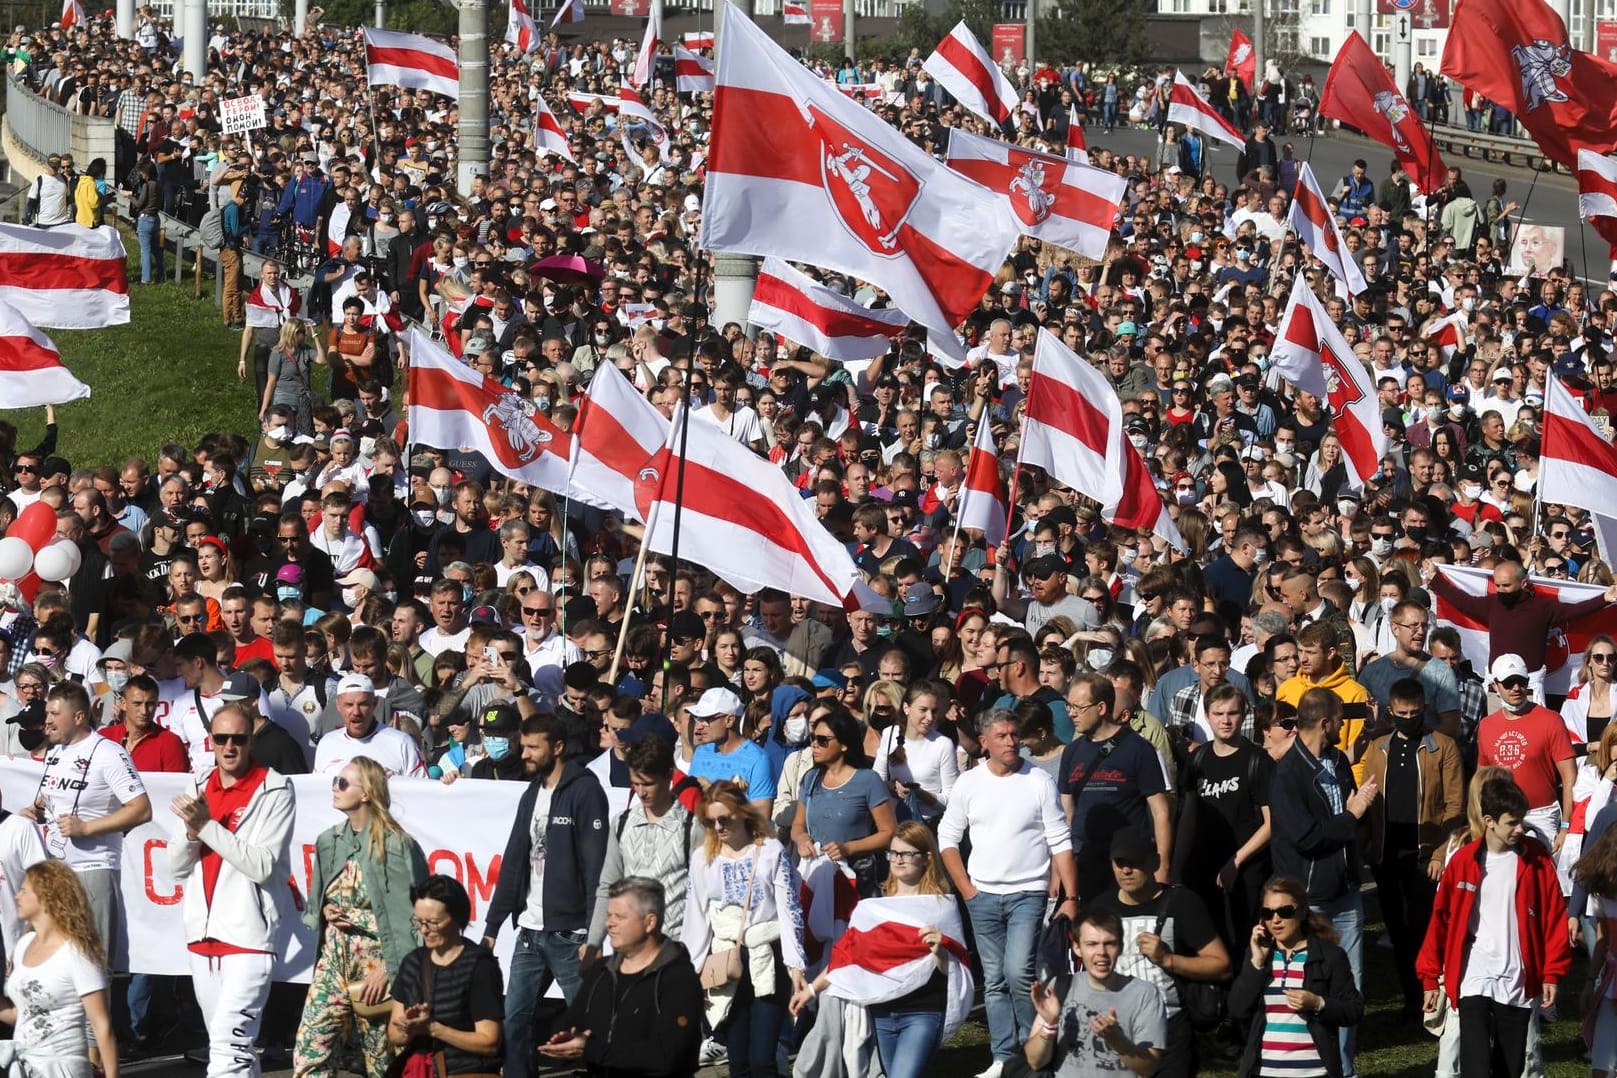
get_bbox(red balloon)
[12,570,39,605]
[8,502,57,552]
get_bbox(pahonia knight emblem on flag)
[807,103,923,255]
[1008,159,1057,225]
[1513,38,1573,109]
[482,393,553,463]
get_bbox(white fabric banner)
[0,760,527,981]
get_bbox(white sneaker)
[699,1037,728,1067]
[974,1062,1004,1078]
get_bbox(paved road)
[1086,123,1606,283]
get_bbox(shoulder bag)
[700,846,760,991]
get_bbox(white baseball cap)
[336,673,376,698]
[688,687,743,719]
[1489,653,1530,684]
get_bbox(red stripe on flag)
[894,222,995,333]
[573,395,662,507]
[708,87,822,186]
[0,253,126,292]
[1112,444,1163,532]
[946,156,1117,228]
[1025,369,1107,457]
[933,32,1010,123]
[1544,407,1617,473]
[829,919,971,975]
[366,45,459,81]
[0,335,63,373]
[752,273,902,340]
[412,366,573,459]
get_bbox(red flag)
[640,405,864,610]
[944,128,1124,260]
[1167,70,1243,149]
[956,417,1006,546]
[748,257,907,362]
[60,0,84,29]
[1227,29,1256,91]
[0,222,128,329]
[364,28,458,98]
[1321,33,1446,192]
[1021,329,1183,548]
[922,21,1017,126]
[533,96,575,162]
[1267,274,1389,486]
[1287,162,1368,296]
[1578,149,1617,254]
[569,360,668,520]
[406,329,574,493]
[704,5,1019,358]
[673,46,715,93]
[1441,0,1617,168]
[0,298,90,407]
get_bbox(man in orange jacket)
[1416,775,1571,1078]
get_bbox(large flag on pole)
[1578,149,1617,254]
[956,418,1007,546]
[0,298,89,407]
[1267,273,1388,486]
[1065,105,1088,163]
[569,360,668,520]
[548,0,583,28]
[1227,28,1256,91]
[748,258,907,361]
[1167,70,1244,149]
[505,0,537,52]
[363,28,458,98]
[1320,32,1446,193]
[1441,0,1617,169]
[632,7,662,88]
[533,96,575,161]
[1541,373,1617,520]
[0,223,128,329]
[640,405,864,609]
[922,21,1018,127]
[1288,162,1368,296]
[1021,330,1183,548]
[674,46,716,93]
[943,128,1125,260]
[406,329,574,493]
[704,4,1020,363]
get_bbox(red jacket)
[1416,835,1571,1007]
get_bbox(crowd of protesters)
[0,6,1615,1078]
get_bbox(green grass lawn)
[4,235,254,470]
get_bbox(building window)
[1310,35,1331,55]
[1417,37,1437,56]
[1310,0,1330,14]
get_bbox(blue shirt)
[689,739,778,802]
[798,767,890,847]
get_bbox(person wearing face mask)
[1478,654,1579,853]
[1204,525,1268,611]
[1358,677,1465,1025]
[1357,600,1462,741]
[1430,560,1617,703]
[460,702,527,782]
[1448,464,1501,529]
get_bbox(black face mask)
[1394,715,1426,738]
[17,726,44,752]
[1499,589,1527,607]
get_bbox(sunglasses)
[12,464,35,473]
[708,814,734,829]
[332,776,352,790]
[810,734,837,747]
[213,732,251,746]
[522,605,554,616]
[1500,677,1529,690]
[1593,653,1617,663]
[1262,904,1299,921]
[176,614,204,624]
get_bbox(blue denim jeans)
[874,1009,944,1078]
[724,964,788,1078]
[1319,890,1363,1078]
[966,889,1044,1061]
[503,925,586,1078]
[136,214,162,284]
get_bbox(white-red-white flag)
[1065,104,1088,163]
[1542,373,1617,522]
[1167,69,1244,149]
[566,90,619,114]
[326,201,350,257]
[533,96,575,161]
[364,28,458,98]
[1268,273,1388,486]
[704,6,1019,355]
[944,127,1124,260]
[1021,329,1184,548]
[922,20,1017,127]
[506,0,537,51]
[681,30,716,48]
[548,0,583,28]
[1578,149,1617,254]
[0,222,128,329]
[824,894,974,1040]
[673,46,715,93]
[641,405,864,609]
[956,417,1006,546]
[618,85,672,163]
[0,298,88,407]
[406,329,574,493]
[569,360,668,520]
[632,8,661,88]
[783,0,810,23]
[748,257,906,362]
[60,0,84,29]
[1287,162,1367,297]
[1425,309,1467,365]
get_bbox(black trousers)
[1458,996,1531,1078]
[1371,821,1435,1012]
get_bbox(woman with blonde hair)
[295,757,428,1078]
[0,860,119,1078]
[1569,723,1617,956]
[683,781,807,1078]
[261,318,326,435]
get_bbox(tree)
[302,0,460,37]
[1041,0,1148,68]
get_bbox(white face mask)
[1275,439,1295,454]
[1087,648,1114,670]
[1118,546,1138,567]
[1448,404,1467,418]
[1461,483,1482,500]
[1128,433,1148,450]
[1380,596,1398,613]
[1337,500,1358,517]
[342,586,362,609]
[265,425,289,444]
[453,256,469,269]
[1371,537,1395,557]
[1345,575,1363,592]
[783,716,810,743]
[431,484,451,506]
[413,509,436,528]
[1462,296,1476,312]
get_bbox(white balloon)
[0,536,31,579]
[57,540,81,577]
[32,541,75,583]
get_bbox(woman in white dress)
[0,859,119,1078]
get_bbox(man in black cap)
[463,703,527,781]
[993,554,1100,637]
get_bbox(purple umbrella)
[532,254,605,286]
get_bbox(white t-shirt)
[312,722,426,777]
[6,933,106,1064]
[0,813,46,960]
[419,625,472,658]
[518,783,555,932]
[494,561,551,590]
[1460,847,1527,1006]
[38,732,147,870]
[166,685,275,773]
[694,403,763,446]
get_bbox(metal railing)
[4,76,116,172]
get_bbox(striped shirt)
[1259,947,1326,1077]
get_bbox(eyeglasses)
[1593,653,1617,664]
[1274,718,1299,732]
[12,464,34,473]
[522,605,554,617]
[213,732,251,746]
[698,610,723,621]
[810,734,837,747]
[1261,904,1299,921]
[176,613,204,624]
[332,776,352,790]
[412,916,452,931]
[277,535,300,544]
[707,814,734,829]
[887,850,926,861]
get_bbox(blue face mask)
[461,584,474,603]
[484,736,511,761]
